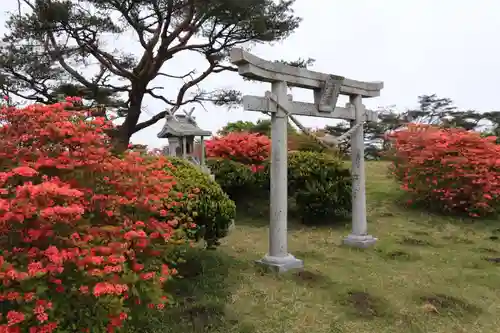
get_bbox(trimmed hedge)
[165,157,236,248]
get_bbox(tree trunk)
[111,132,130,153]
[112,87,145,153]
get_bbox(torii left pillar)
[256,81,304,272]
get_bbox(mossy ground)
[140,161,500,333]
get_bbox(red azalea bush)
[205,132,270,167]
[0,99,196,332]
[389,124,500,217]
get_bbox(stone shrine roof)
[157,114,212,138]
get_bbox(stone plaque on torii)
[230,48,384,272]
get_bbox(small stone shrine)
[157,107,212,172]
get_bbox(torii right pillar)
[343,94,377,248]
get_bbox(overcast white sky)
[2,0,500,147]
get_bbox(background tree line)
[217,94,500,159]
[1,1,498,155]
[0,0,303,150]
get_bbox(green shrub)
[207,158,270,218]
[295,178,351,224]
[209,152,352,225]
[165,157,236,248]
[288,151,352,224]
[287,151,349,191]
[206,158,259,198]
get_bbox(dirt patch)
[419,293,482,316]
[376,248,420,262]
[482,257,500,263]
[442,235,474,244]
[295,270,322,282]
[294,250,326,261]
[180,303,226,332]
[475,247,499,254]
[410,230,430,236]
[289,270,334,289]
[400,236,435,247]
[378,211,395,217]
[342,291,391,319]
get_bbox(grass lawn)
[142,161,500,333]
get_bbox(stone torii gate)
[230,49,384,272]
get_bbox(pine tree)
[0,0,301,149]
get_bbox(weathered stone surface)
[242,94,377,121]
[256,254,304,273]
[343,234,378,248]
[230,48,383,97]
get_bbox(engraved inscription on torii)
[316,75,344,112]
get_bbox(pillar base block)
[256,253,304,273]
[343,234,377,248]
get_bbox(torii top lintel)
[230,48,383,98]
